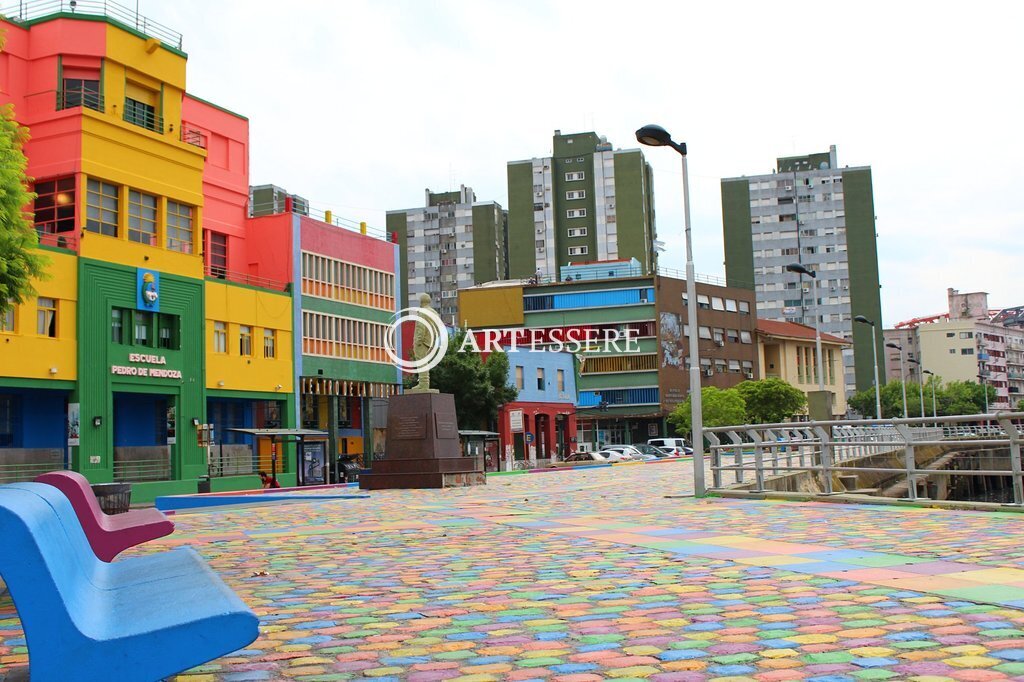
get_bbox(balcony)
[204,264,290,293]
[1,0,184,50]
[56,87,103,113]
[35,227,78,251]
[123,106,163,134]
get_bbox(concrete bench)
[35,470,175,562]
[0,482,259,681]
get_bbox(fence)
[705,412,1024,504]
[1,0,184,49]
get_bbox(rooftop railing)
[1,0,183,50]
[204,263,290,293]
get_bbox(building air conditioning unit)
[745,372,754,379]
[704,369,714,377]
[784,185,793,191]
[715,340,725,347]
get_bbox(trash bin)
[91,483,132,515]
[197,477,211,494]
[338,456,361,483]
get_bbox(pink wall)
[182,94,250,274]
[299,216,396,274]
[245,214,295,285]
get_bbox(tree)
[667,386,747,438]
[1017,398,1024,412]
[850,381,914,419]
[0,36,48,317]
[941,380,990,415]
[735,377,806,424]
[429,329,518,430]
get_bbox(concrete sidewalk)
[3,461,1024,680]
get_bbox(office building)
[386,185,505,327]
[507,130,657,280]
[721,145,883,398]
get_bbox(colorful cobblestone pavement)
[4,460,1024,680]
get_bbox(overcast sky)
[143,0,1021,327]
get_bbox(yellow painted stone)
[605,665,660,678]
[655,618,691,627]
[289,657,335,665]
[760,648,800,659]
[277,644,313,652]
[941,644,988,655]
[361,667,407,677]
[849,647,896,657]
[623,646,664,656]
[448,675,500,682]
[477,646,522,656]
[899,650,947,662]
[662,660,708,671]
[942,655,999,668]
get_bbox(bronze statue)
[408,293,439,393]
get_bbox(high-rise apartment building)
[721,145,883,397]
[387,186,506,327]
[507,130,657,280]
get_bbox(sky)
[140,0,1021,327]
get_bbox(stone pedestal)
[359,393,485,490]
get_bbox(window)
[33,178,76,234]
[111,308,123,343]
[729,360,741,373]
[960,331,974,339]
[239,325,252,356]
[166,201,194,253]
[697,295,711,310]
[740,330,752,344]
[132,311,151,345]
[263,329,276,358]
[127,190,157,245]
[946,332,955,338]
[712,297,725,311]
[949,348,956,354]
[158,314,178,350]
[208,232,228,278]
[537,367,545,391]
[214,321,227,353]
[566,208,587,218]
[739,301,750,315]
[124,90,159,132]
[86,179,119,236]
[565,190,586,200]
[568,246,589,256]
[698,326,712,339]
[727,329,740,343]
[36,298,57,338]
[568,227,588,237]
[1,304,15,333]
[515,366,524,390]
[557,369,565,392]
[713,328,725,343]
[725,299,738,313]
[961,348,974,355]
[60,74,101,110]
[565,171,585,181]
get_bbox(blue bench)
[0,482,259,681]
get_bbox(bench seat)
[0,483,258,681]
[35,471,174,562]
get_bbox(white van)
[647,437,692,455]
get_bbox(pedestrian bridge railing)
[705,412,1024,505]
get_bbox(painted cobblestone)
[2,461,1024,680]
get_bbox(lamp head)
[635,124,686,155]
[785,262,815,278]
[923,369,934,375]
[853,315,873,326]
[885,342,902,350]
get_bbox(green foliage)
[667,386,747,438]
[1017,398,1024,412]
[850,377,996,418]
[0,94,48,315]
[735,377,806,424]
[430,329,518,430]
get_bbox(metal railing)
[56,88,103,112]
[1,0,184,49]
[0,449,65,484]
[113,447,172,482]
[123,107,163,134]
[35,228,78,251]
[180,126,206,148]
[204,263,290,293]
[706,412,1024,505]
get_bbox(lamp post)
[885,342,908,418]
[786,263,825,392]
[908,358,925,420]
[978,374,990,415]
[922,369,937,423]
[854,315,882,418]
[635,124,705,496]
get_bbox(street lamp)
[853,315,882,418]
[885,342,909,418]
[977,374,990,415]
[922,369,938,422]
[636,124,705,496]
[786,263,825,392]
[908,358,925,420]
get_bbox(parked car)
[593,449,636,462]
[602,444,663,461]
[647,438,693,456]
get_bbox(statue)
[408,293,439,393]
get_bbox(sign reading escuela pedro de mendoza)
[110,353,183,379]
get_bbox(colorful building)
[0,6,299,499]
[755,320,851,417]
[497,350,577,463]
[458,260,758,450]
